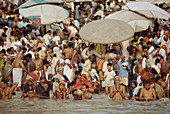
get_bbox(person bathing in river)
[24,90,40,101]
[53,82,69,100]
[139,81,157,101]
[109,76,126,101]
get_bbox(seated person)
[0,80,18,100]
[23,79,34,98]
[129,80,138,100]
[82,84,92,99]
[38,76,49,99]
[109,76,125,101]
[53,82,69,100]
[150,77,165,99]
[72,74,94,100]
[24,90,40,101]
[139,81,157,101]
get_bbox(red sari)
[73,74,93,90]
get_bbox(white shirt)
[18,21,28,28]
[104,70,116,81]
[63,64,73,82]
[159,48,166,61]
[43,34,51,45]
[67,26,78,36]
[53,36,60,45]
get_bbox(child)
[103,63,116,95]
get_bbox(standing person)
[25,54,36,74]
[81,56,93,80]
[62,42,73,60]
[139,81,157,101]
[103,63,116,95]
[43,30,52,46]
[32,52,44,73]
[117,55,130,93]
[109,76,126,101]
[12,55,25,91]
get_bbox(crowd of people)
[0,0,169,101]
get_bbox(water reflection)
[0,92,169,113]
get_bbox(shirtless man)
[112,42,123,55]
[24,90,40,101]
[71,45,80,70]
[63,42,73,60]
[139,81,157,101]
[32,52,43,71]
[82,84,92,99]
[133,40,143,57]
[12,55,25,91]
[109,76,126,101]
[0,80,18,100]
[161,55,170,74]
[26,54,36,73]
[135,55,143,76]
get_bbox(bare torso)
[32,59,43,71]
[64,48,73,59]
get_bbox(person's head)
[28,90,34,98]
[154,45,160,51]
[40,76,46,84]
[146,63,151,71]
[107,63,112,71]
[81,74,87,82]
[114,76,120,85]
[143,46,148,52]
[27,79,34,86]
[107,56,112,62]
[34,52,39,59]
[89,44,95,51]
[26,53,32,61]
[82,84,89,92]
[89,56,93,62]
[145,81,151,90]
[59,82,65,90]
[147,42,152,48]
[137,55,143,63]
[121,55,125,62]
[1,80,7,89]
[131,80,137,89]
[68,42,72,48]
[155,77,162,85]
[164,35,168,42]
[47,30,52,35]
[161,72,167,81]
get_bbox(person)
[43,30,52,46]
[103,63,116,95]
[72,74,94,100]
[32,52,43,72]
[150,77,165,99]
[25,53,36,73]
[53,82,69,100]
[139,81,157,101]
[38,76,49,99]
[117,55,130,92]
[135,55,143,77]
[129,80,138,100]
[12,54,25,91]
[23,90,40,101]
[23,78,34,98]
[81,56,93,80]
[109,76,126,101]
[82,84,92,99]
[112,42,123,55]
[0,80,18,100]
[63,42,73,60]
[161,55,170,74]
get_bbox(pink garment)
[156,63,161,70]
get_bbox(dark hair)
[89,44,95,49]
[145,81,150,85]
[1,80,7,84]
[75,71,79,75]
[47,30,51,33]
[155,76,161,83]
[70,37,74,41]
[68,42,72,48]
[147,42,152,45]
[161,72,167,78]
[143,46,147,50]
[107,63,112,66]
[154,45,160,49]
[70,23,74,26]
[82,84,89,88]
[26,53,32,59]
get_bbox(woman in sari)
[72,74,94,100]
[38,76,49,99]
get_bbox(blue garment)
[70,42,74,49]
[118,61,129,77]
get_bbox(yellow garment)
[95,44,104,55]
[39,50,46,60]
[81,59,91,80]
[105,53,110,61]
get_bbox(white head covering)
[60,59,64,64]
[42,47,46,51]
[65,59,70,64]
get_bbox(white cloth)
[13,68,22,87]
[51,57,58,75]
[18,21,28,28]
[43,34,51,45]
[67,26,78,36]
[90,69,99,82]
[159,48,166,61]
[53,36,60,45]
[63,64,73,82]
[103,70,116,87]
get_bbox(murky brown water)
[0,92,170,114]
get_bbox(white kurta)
[63,64,73,82]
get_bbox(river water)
[0,92,170,114]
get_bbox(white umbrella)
[79,19,134,44]
[136,0,170,4]
[19,4,69,25]
[18,0,64,8]
[63,0,92,2]
[105,10,152,32]
[126,1,170,20]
